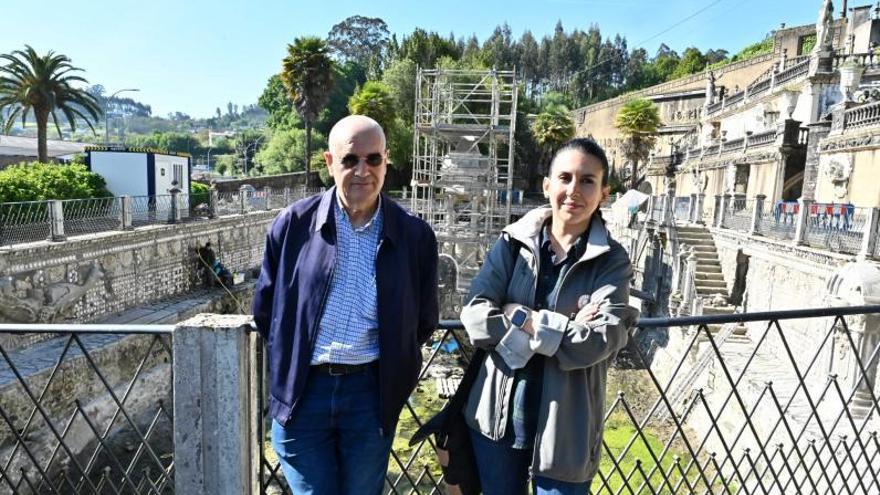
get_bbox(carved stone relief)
[821,155,852,199]
[0,263,105,323]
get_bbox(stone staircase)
[676,224,747,337]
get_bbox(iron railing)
[757,200,797,242]
[255,305,880,494]
[673,197,691,223]
[802,205,868,255]
[0,187,323,248]
[722,198,753,232]
[0,201,52,246]
[0,323,174,494]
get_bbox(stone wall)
[573,54,777,174]
[710,227,856,367]
[817,125,880,207]
[0,211,277,326]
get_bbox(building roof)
[0,135,89,158]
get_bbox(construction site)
[409,68,519,288]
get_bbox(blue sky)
[2,0,817,118]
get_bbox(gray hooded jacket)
[461,207,639,483]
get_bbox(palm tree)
[531,104,575,175]
[0,45,102,163]
[281,37,335,187]
[615,98,662,190]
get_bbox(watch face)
[511,308,528,327]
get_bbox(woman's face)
[543,149,610,229]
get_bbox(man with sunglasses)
[253,115,439,494]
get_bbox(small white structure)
[87,146,191,197]
[87,146,192,221]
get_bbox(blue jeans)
[271,366,394,495]
[469,427,592,495]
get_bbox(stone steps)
[695,272,725,281]
[679,238,714,246]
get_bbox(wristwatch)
[510,306,530,328]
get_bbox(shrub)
[0,162,111,203]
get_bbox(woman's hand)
[502,303,536,336]
[574,301,600,326]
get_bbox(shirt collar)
[540,220,589,266]
[335,193,383,233]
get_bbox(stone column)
[264,187,273,211]
[208,187,218,219]
[750,194,766,236]
[716,194,730,229]
[239,185,249,215]
[794,198,813,245]
[687,194,696,224]
[801,122,832,201]
[283,186,291,206]
[169,189,181,224]
[120,196,133,230]
[48,200,66,242]
[695,194,706,225]
[859,208,880,260]
[173,314,259,495]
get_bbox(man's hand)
[502,303,536,336]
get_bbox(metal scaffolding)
[410,68,518,288]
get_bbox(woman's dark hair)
[545,138,610,186]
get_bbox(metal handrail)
[0,324,174,334]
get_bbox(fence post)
[208,187,218,219]
[48,200,66,242]
[794,198,813,246]
[120,196,133,230]
[264,187,272,211]
[239,185,249,215]
[283,186,291,206]
[173,314,260,495]
[169,189,181,224]
[750,194,766,236]
[859,207,880,259]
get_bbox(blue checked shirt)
[310,197,384,365]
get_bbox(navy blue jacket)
[253,188,439,433]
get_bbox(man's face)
[324,128,387,212]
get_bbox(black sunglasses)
[340,153,384,168]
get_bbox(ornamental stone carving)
[822,156,852,199]
[0,263,105,323]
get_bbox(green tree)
[258,74,301,130]
[0,45,102,162]
[348,81,397,132]
[396,28,461,68]
[255,127,326,175]
[614,98,661,189]
[671,47,707,79]
[315,62,367,135]
[381,58,417,124]
[652,44,681,82]
[531,99,575,171]
[0,162,110,202]
[281,37,336,187]
[327,15,389,77]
